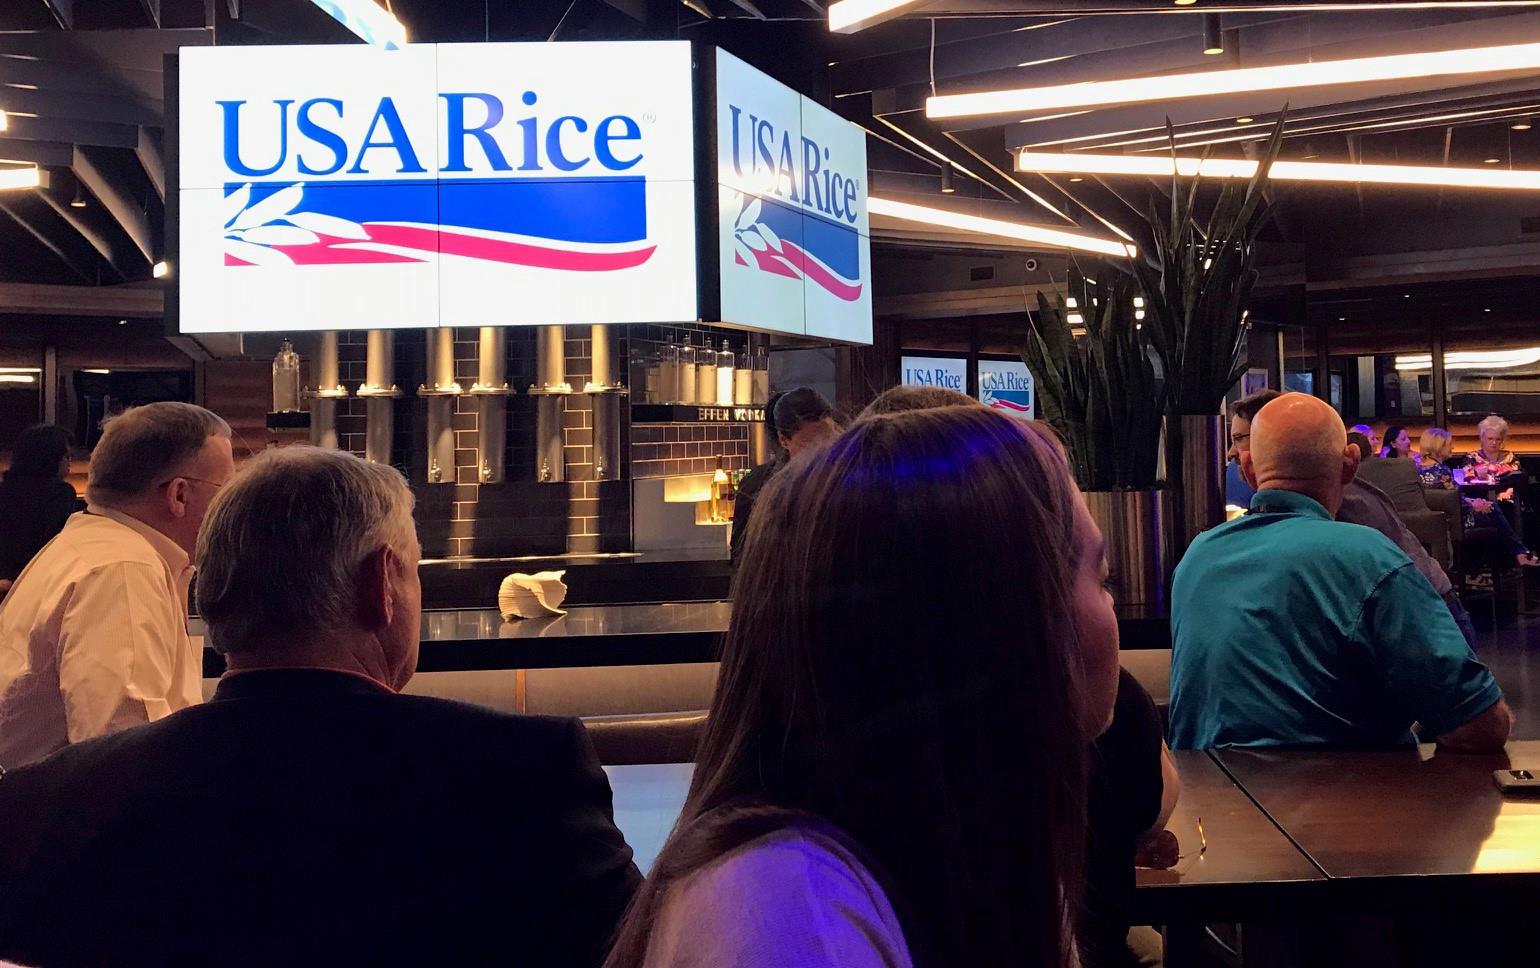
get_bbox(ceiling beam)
[137,128,165,200]
[2,114,139,150]
[0,139,73,167]
[0,198,96,283]
[0,281,162,317]
[0,86,161,129]
[73,146,153,265]
[43,0,74,29]
[35,188,134,282]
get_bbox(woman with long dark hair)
[606,406,1121,967]
[0,424,83,581]
[1380,425,1412,459]
[727,386,839,565]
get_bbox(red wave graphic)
[225,224,657,271]
[778,241,863,303]
[989,399,1033,412]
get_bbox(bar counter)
[199,601,1170,677]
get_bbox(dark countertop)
[200,600,1168,676]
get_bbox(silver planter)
[1163,413,1227,571]
[1083,489,1165,609]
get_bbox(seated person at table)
[1462,413,1520,478]
[604,407,1121,968]
[1379,424,1413,459]
[1168,393,1511,752]
[1417,427,1537,568]
[0,447,640,968]
[1350,423,1381,456]
[0,424,83,583]
[856,383,1181,968]
[1237,395,1469,644]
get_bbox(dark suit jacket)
[0,670,641,968]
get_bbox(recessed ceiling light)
[1485,307,1493,312]
[1404,293,1412,298]
[1174,0,1197,5]
[1235,116,1255,124]
[1484,157,1502,164]
[117,319,127,326]
[1513,120,1533,130]
[1338,316,1346,321]
[1069,175,1084,182]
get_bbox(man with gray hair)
[0,446,640,968]
[0,401,233,767]
[1169,392,1512,751]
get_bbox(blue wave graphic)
[228,177,649,245]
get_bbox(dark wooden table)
[1215,741,1540,901]
[1134,751,1325,926]
[200,602,1171,676]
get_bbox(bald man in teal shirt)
[1169,394,1511,752]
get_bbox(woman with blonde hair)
[1419,427,1537,567]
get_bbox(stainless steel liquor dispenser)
[529,325,571,484]
[584,323,626,482]
[356,329,402,464]
[417,327,462,484]
[306,330,350,450]
[468,326,512,484]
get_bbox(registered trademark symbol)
[642,112,657,124]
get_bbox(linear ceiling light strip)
[869,196,1135,257]
[929,40,1540,120]
[1016,151,1540,190]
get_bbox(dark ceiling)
[3,0,1540,311]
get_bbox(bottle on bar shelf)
[734,345,753,405]
[272,338,300,412]
[752,343,770,405]
[696,335,717,406]
[716,339,735,406]
[709,456,734,523]
[658,342,679,404]
[677,339,697,405]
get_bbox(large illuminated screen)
[715,49,872,344]
[176,42,697,333]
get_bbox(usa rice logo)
[216,93,656,272]
[724,106,864,303]
[979,364,1035,420]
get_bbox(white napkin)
[498,570,569,619]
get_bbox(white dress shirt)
[0,506,200,768]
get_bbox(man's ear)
[356,545,394,631]
[164,478,190,519]
[1342,443,1362,484]
[1240,451,1258,489]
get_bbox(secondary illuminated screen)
[715,49,872,344]
[177,42,697,333]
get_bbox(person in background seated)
[1380,424,1412,459]
[1417,427,1538,568]
[0,403,233,768]
[858,383,1181,968]
[1465,414,1519,478]
[1350,423,1381,456]
[0,447,640,968]
[0,424,83,582]
[729,386,840,566]
[606,407,1121,968]
[1169,393,1512,751]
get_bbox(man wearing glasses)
[0,402,233,768]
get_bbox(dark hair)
[1232,388,1282,423]
[5,424,72,481]
[771,386,833,442]
[1380,424,1409,458]
[862,384,978,417]
[605,406,1091,968]
[1347,432,1374,459]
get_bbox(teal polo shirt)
[1168,488,1502,750]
